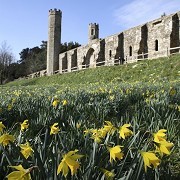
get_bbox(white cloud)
[114,0,180,29]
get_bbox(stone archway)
[82,48,95,68]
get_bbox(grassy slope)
[6,54,180,87]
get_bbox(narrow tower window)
[129,46,132,56]
[155,40,158,51]
[91,29,94,35]
[109,50,112,58]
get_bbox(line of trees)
[0,41,81,84]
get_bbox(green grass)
[5,54,180,87]
[0,54,179,179]
[0,81,179,179]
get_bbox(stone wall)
[67,49,78,72]
[170,13,180,54]
[147,15,172,59]
[104,34,120,65]
[97,39,105,66]
[19,10,179,79]
[123,25,142,62]
[49,11,180,76]
[59,52,67,73]
[77,39,102,69]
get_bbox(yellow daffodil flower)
[109,90,112,94]
[76,122,81,129]
[153,129,167,143]
[177,106,180,111]
[52,99,59,107]
[62,100,68,106]
[103,121,117,135]
[6,165,31,180]
[21,120,29,131]
[12,98,16,104]
[126,89,131,94]
[91,133,102,143]
[109,95,115,101]
[155,140,173,155]
[101,168,115,180]
[8,104,12,111]
[0,133,14,146]
[20,142,34,159]
[0,121,6,132]
[50,123,60,135]
[98,128,108,138]
[57,149,83,177]
[108,145,123,163]
[140,151,160,172]
[90,129,101,143]
[169,87,176,96]
[119,124,133,139]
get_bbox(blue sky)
[0,0,179,60]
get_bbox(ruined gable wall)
[104,34,119,65]
[123,26,142,62]
[147,15,173,59]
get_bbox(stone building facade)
[47,9,180,76]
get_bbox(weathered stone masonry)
[47,9,180,76]
[47,9,61,75]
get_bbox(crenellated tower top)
[49,8,62,15]
[88,23,99,43]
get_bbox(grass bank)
[5,54,180,87]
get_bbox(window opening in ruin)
[153,20,162,26]
[129,46,132,56]
[155,40,158,51]
[91,29,94,35]
[109,50,112,58]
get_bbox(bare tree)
[0,41,15,84]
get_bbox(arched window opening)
[155,40,158,51]
[129,46,132,56]
[109,50,112,58]
[91,29,94,35]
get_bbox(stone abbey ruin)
[30,9,180,77]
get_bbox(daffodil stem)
[1,146,14,165]
[42,127,49,163]
[17,130,22,145]
[54,134,58,180]
[135,154,143,178]
[28,166,39,173]
[58,133,66,150]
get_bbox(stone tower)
[88,23,99,43]
[47,9,62,75]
